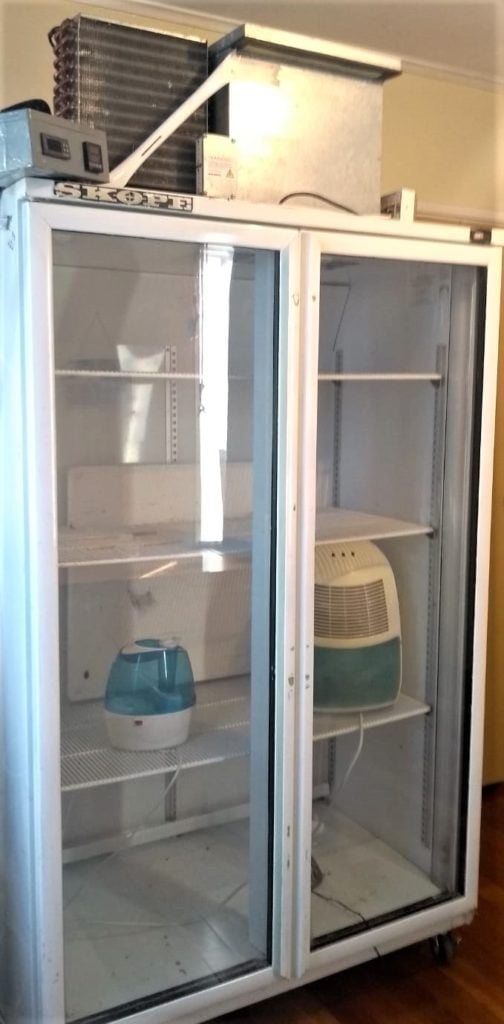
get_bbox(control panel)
[0,108,109,187]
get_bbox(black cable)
[311,855,324,891]
[278,191,358,215]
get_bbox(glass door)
[298,234,497,962]
[50,221,293,1020]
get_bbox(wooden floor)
[218,785,504,1024]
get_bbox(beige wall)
[2,2,504,780]
[383,71,504,213]
[0,0,215,110]
[2,2,503,213]
[382,73,504,784]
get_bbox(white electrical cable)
[64,760,181,912]
[334,713,365,796]
[311,714,366,892]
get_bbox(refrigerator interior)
[310,255,481,947]
[53,232,276,1019]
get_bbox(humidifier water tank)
[314,541,401,713]
[105,639,196,751]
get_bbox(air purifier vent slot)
[314,579,389,639]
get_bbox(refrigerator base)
[63,812,442,1020]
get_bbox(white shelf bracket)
[381,188,417,223]
[108,51,242,188]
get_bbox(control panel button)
[40,133,70,159]
[82,141,104,174]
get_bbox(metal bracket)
[109,52,242,188]
[381,189,417,223]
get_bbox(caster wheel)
[430,931,458,965]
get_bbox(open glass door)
[299,233,498,961]
[49,219,294,1021]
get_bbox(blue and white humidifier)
[105,639,196,751]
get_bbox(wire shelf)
[61,691,250,792]
[318,373,442,382]
[315,508,433,544]
[61,682,429,792]
[313,693,430,741]
[58,523,251,568]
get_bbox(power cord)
[311,714,365,893]
[333,713,365,798]
[279,191,358,215]
[64,761,181,912]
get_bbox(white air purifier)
[314,541,401,713]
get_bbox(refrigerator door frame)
[1,181,502,1024]
[2,191,302,1022]
[22,176,489,246]
[295,229,502,978]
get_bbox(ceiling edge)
[76,0,504,91]
[402,57,504,92]
[417,200,504,228]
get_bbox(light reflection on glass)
[198,245,234,544]
[117,345,165,463]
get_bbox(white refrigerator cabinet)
[0,180,501,1024]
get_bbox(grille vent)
[50,16,208,193]
[315,579,389,640]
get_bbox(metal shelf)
[313,693,430,741]
[56,369,200,381]
[59,522,251,568]
[61,683,430,793]
[315,508,433,544]
[318,373,442,382]
[55,370,250,381]
[61,680,250,792]
[59,509,431,569]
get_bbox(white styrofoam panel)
[62,562,251,701]
[67,462,253,529]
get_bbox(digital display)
[82,141,104,173]
[40,133,70,160]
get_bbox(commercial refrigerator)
[0,178,501,1024]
